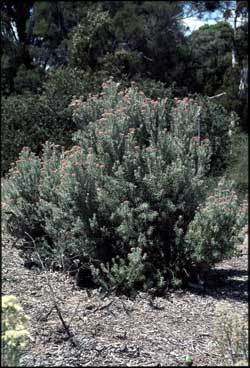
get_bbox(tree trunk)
[4,1,34,69]
[232,7,238,68]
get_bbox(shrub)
[214,301,248,366]
[40,67,102,127]
[225,131,248,199]
[2,147,43,242]
[185,178,248,267]
[2,94,43,176]
[100,49,143,81]
[1,295,30,367]
[136,79,174,100]
[13,64,44,94]
[91,247,149,295]
[1,68,101,176]
[3,81,246,294]
[171,95,239,175]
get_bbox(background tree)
[1,0,248,175]
[188,22,234,95]
[1,1,35,94]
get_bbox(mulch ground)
[2,230,248,367]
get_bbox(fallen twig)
[38,306,55,322]
[148,299,165,310]
[208,92,226,99]
[83,300,114,316]
[93,300,114,313]
[67,299,81,329]
[24,232,78,347]
[120,299,134,316]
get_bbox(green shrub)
[1,68,101,176]
[136,79,174,100]
[13,64,44,94]
[1,295,30,367]
[100,49,143,81]
[72,79,237,177]
[172,95,239,175]
[3,81,246,294]
[225,132,248,199]
[2,94,43,176]
[40,67,102,128]
[185,178,247,267]
[91,247,149,294]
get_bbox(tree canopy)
[1,1,248,127]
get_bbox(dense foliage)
[2,82,247,294]
[1,1,248,174]
[1,68,102,175]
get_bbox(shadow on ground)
[187,268,248,303]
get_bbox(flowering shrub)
[3,147,43,243]
[214,301,248,366]
[171,95,238,174]
[185,179,248,267]
[2,81,246,293]
[1,295,30,367]
[72,81,236,175]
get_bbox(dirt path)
[2,231,248,367]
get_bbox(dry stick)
[148,299,164,310]
[38,305,55,322]
[208,92,227,100]
[100,285,117,300]
[24,232,77,347]
[195,105,202,145]
[92,300,114,313]
[67,299,81,329]
[83,300,114,317]
[120,299,133,316]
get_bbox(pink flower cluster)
[102,111,114,117]
[69,97,84,109]
[128,128,136,134]
[96,163,105,169]
[101,77,114,90]
[150,100,159,106]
